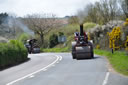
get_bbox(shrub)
[83,23,96,30]
[0,40,28,69]
[17,33,31,44]
[108,26,121,50]
[58,32,64,36]
[49,34,58,48]
[96,45,100,49]
[124,18,128,26]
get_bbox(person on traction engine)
[74,30,88,43]
[84,32,88,43]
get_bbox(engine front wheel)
[91,51,94,59]
[72,42,77,59]
[72,52,76,59]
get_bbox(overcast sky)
[0,0,99,17]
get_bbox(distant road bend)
[0,53,128,85]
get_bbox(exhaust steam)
[7,16,34,36]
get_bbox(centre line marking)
[102,72,110,85]
[59,55,62,61]
[6,55,62,85]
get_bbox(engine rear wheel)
[88,42,94,59]
[72,53,76,59]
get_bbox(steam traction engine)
[25,39,40,54]
[71,24,94,59]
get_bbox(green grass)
[59,23,96,37]
[83,23,97,30]
[41,47,70,52]
[94,49,128,76]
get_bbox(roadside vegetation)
[41,47,69,52]
[41,23,96,52]
[0,40,28,70]
[94,49,128,76]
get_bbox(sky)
[0,0,99,17]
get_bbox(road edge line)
[6,55,61,85]
[102,72,110,85]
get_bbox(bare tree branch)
[23,13,61,44]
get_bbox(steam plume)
[7,16,34,36]
[77,4,90,24]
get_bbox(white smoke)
[7,16,34,36]
[77,4,90,24]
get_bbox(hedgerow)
[0,40,28,69]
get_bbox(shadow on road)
[75,56,101,60]
[0,58,30,71]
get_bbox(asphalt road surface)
[0,53,128,85]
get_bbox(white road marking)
[102,72,110,85]
[28,75,35,78]
[6,55,62,85]
[43,68,47,71]
[59,55,62,61]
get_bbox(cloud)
[0,0,99,17]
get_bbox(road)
[0,53,128,85]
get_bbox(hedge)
[0,40,28,69]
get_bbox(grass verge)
[41,47,70,52]
[94,49,128,76]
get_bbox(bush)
[17,33,31,44]
[49,34,58,48]
[0,40,28,69]
[58,32,64,36]
[83,23,96,30]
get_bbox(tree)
[24,13,61,44]
[86,3,100,23]
[95,0,119,23]
[83,0,119,24]
[120,0,128,18]
[108,0,119,20]
[0,13,8,25]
